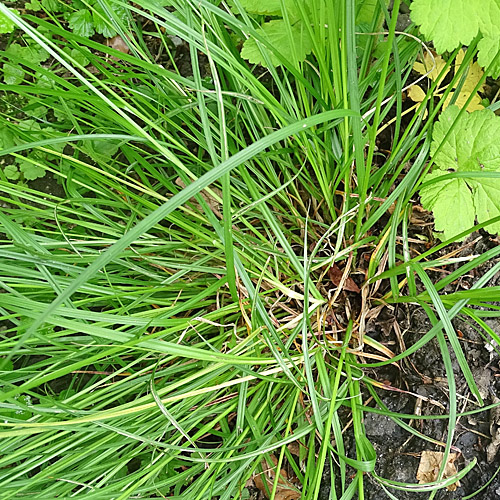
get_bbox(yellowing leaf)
[408,50,484,113]
[447,51,484,112]
[407,85,427,103]
[442,90,484,112]
[453,50,485,93]
[413,52,448,86]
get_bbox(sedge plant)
[0,0,499,498]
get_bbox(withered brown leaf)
[327,264,360,293]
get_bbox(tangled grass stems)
[1,1,500,498]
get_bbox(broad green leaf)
[36,73,55,88]
[57,389,76,400]
[0,8,17,33]
[241,19,313,67]
[71,48,90,67]
[68,9,95,37]
[477,36,500,78]
[6,42,50,64]
[411,0,500,77]
[0,129,15,150]
[19,160,46,181]
[0,395,33,421]
[84,139,120,162]
[4,165,20,180]
[432,106,500,172]
[410,0,480,53]
[63,47,91,67]
[25,0,42,11]
[239,489,251,500]
[474,179,500,233]
[18,120,42,131]
[420,106,500,240]
[3,63,24,84]
[42,0,61,11]
[477,0,500,37]
[71,0,87,9]
[54,106,71,121]
[92,3,128,37]
[28,45,50,64]
[92,13,116,37]
[239,0,305,17]
[356,0,389,28]
[29,105,48,119]
[420,170,475,241]
[237,0,305,22]
[35,48,50,64]
[114,466,128,479]
[238,0,281,15]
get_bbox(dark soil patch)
[359,252,500,499]
[361,307,500,499]
[313,229,500,499]
[28,174,66,199]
